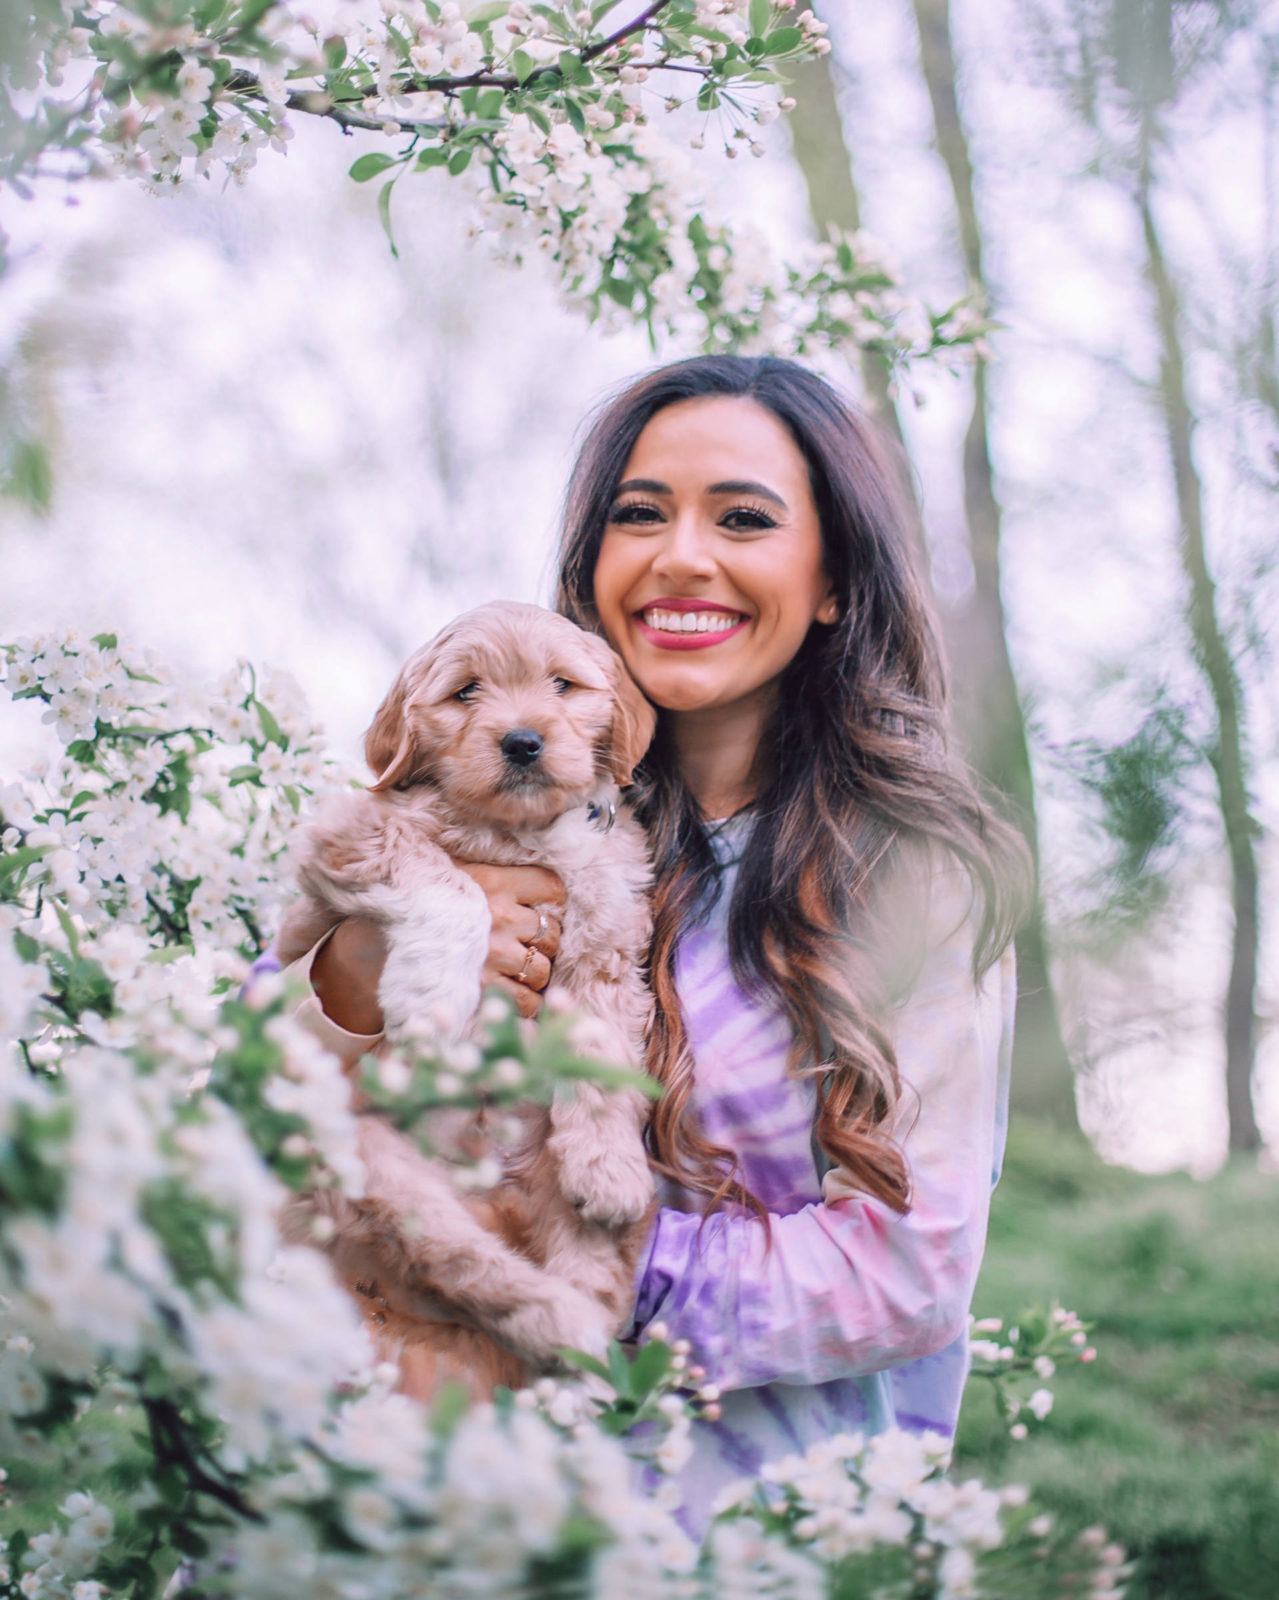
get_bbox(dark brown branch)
[144,1394,264,1523]
[225,0,676,120]
[581,0,676,67]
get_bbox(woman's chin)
[638,675,738,715]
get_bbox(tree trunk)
[910,0,1078,1128]
[785,52,903,442]
[1139,166,1262,1153]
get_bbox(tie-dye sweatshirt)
[261,816,1014,1537]
[632,817,1014,1532]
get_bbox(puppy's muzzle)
[500,728,544,769]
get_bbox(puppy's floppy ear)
[364,668,422,792]
[606,654,656,784]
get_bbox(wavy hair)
[556,355,1031,1220]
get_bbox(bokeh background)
[3,2,1277,1593]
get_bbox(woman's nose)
[650,515,717,584]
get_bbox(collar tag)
[586,797,616,833]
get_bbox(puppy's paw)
[555,1138,654,1228]
[494,1284,614,1369]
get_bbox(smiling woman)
[553,354,1032,1531]
[306,354,1032,1537]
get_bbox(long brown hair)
[556,355,1031,1219]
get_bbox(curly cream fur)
[278,602,657,1401]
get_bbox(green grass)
[956,1118,1279,1600]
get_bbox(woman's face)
[592,396,838,717]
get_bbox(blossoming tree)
[3,0,988,365]
[0,633,1132,1598]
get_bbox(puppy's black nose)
[500,728,544,767]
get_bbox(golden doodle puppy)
[277,602,658,1401]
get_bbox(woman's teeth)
[642,609,741,634]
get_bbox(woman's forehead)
[621,395,807,491]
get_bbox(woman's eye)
[608,500,664,526]
[722,506,778,533]
[553,677,573,696]
[454,681,480,703]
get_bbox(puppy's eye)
[553,677,573,696]
[454,681,480,703]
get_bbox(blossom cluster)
[7,0,987,367]
[713,1427,1134,1600]
[0,632,1127,1598]
[968,1305,1099,1441]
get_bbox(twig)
[581,0,675,66]
[146,890,188,944]
[226,0,677,118]
[143,1394,264,1523]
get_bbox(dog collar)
[586,796,616,833]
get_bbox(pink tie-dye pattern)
[631,820,1014,1532]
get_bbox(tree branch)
[224,0,676,122]
[144,1394,264,1523]
[581,0,675,66]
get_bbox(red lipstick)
[633,598,749,652]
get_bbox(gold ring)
[517,942,537,987]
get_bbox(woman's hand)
[456,862,564,1017]
[308,864,565,1032]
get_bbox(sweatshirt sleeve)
[629,870,1015,1391]
[244,938,386,1072]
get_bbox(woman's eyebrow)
[613,476,790,511]
[706,478,789,510]
[614,477,671,495]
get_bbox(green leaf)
[430,1381,471,1437]
[91,632,118,650]
[763,24,802,53]
[564,96,586,134]
[513,48,536,84]
[696,83,721,111]
[467,0,509,21]
[378,178,399,257]
[228,764,261,787]
[230,0,276,33]
[253,697,286,747]
[323,35,347,69]
[750,0,770,35]
[349,151,397,182]
[416,144,450,167]
[607,1340,632,1398]
[477,86,504,119]
[559,1347,613,1383]
[447,146,472,174]
[626,1337,672,1398]
[526,102,551,133]
[3,437,53,515]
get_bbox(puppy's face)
[365,603,655,828]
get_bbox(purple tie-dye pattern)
[258,819,1011,1540]
[631,818,1014,1535]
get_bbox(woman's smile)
[633,597,749,649]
